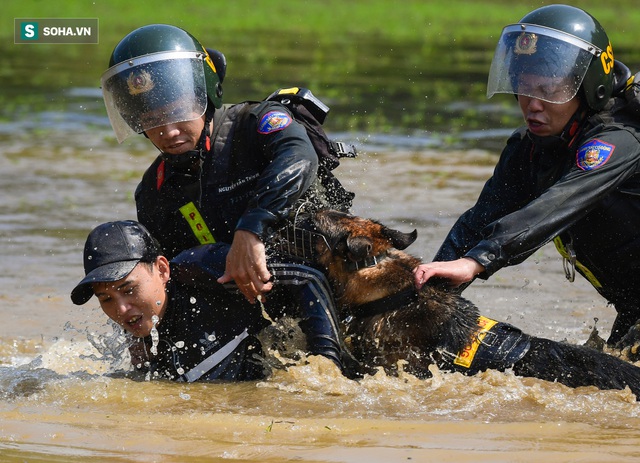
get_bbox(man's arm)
[221,103,319,302]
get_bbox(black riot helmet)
[487,4,615,112]
[101,24,226,143]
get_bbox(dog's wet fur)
[311,209,640,398]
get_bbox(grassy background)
[5,0,640,58]
[6,0,640,44]
[4,0,639,135]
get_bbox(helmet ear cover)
[202,48,223,109]
[203,48,225,109]
[611,60,632,96]
[206,48,226,84]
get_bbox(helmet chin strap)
[195,105,215,155]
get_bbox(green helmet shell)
[108,24,223,109]
[518,4,614,111]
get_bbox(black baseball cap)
[71,220,160,305]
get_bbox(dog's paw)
[617,345,640,363]
[614,323,640,362]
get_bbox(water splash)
[64,320,131,373]
[257,295,274,324]
[150,315,160,356]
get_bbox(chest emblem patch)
[576,139,615,171]
[258,111,292,134]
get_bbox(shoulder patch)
[257,110,292,134]
[576,139,615,171]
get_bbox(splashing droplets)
[150,315,160,356]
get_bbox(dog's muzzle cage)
[266,202,330,263]
[268,223,330,262]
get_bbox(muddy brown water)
[2,103,640,462]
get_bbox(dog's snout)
[347,236,373,260]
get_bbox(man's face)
[92,257,170,338]
[142,99,206,155]
[517,74,581,137]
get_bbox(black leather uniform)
[136,100,322,259]
[434,94,640,345]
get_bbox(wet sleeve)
[235,103,319,239]
[466,129,640,277]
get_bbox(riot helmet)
[101,24,225,143]
[487,4,615,111]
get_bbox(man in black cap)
[71,220,346,381]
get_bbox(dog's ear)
[383,228,418,250]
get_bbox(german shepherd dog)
[309,209,640,398]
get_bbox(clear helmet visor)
[487,25,599,104]
[101,51,207,143]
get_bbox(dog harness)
[441,316,532,375]
[349,288,532,375]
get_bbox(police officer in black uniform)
[100,25,355,373]
[414,5,640,349]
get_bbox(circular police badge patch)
[576,139,615,171]
[515,32,538,55]
[257,111,292,134]
[127,70,155,95]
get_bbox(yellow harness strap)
[179,201,216,244]
[553,236,601,288]
[454,316,498,368]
